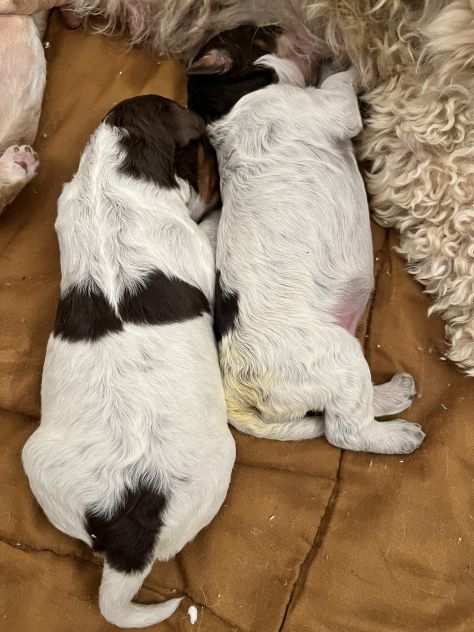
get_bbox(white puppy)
[22,95,235,628]
[188,35,425,454]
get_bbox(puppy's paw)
[373,420,425,455]
[0,145,39,182]
[389,371,416,403]
[374,372,417,417]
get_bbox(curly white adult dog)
[190,41,426,454]
[21,95,235,628]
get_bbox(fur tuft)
[256,54,305,87]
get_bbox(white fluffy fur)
[22,121,235,628]
[0,13,44,214]
[210,59,425,453]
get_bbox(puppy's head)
[187,24,321,123]
[105,95,218,207]
[187,25,281,123]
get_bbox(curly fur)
[354,0,474,375]
[299,0,474,375]
[70,0,286,58]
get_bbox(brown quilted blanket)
[0,18,472,632]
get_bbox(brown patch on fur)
[196,138,219,208]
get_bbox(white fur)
[210,58,425,454]
[22,121,235,627]
[256,54,305,87]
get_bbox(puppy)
[0,5,80,216]
[22,95,235,628]
[187,28,426,454]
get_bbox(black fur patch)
[54,284,123,342]
[187,25,280,124]
[86,485,167,573]
[175,138,199,191]
[105,94,206,188]
[106,95,176,188]
[213,271,239,343]
[188,69,277,124]
[119,270,210,325]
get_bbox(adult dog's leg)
[0,145,39,215]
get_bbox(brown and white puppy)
[0,5,80,216]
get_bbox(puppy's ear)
[167,103,207,147]
[187,49,233,75]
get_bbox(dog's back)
[22,95,235,627]
[212,74,373,349]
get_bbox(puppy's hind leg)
[373,373,417,417]
[323,333,425,455]
[225,372,326,441]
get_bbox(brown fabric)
[0,18,472,632]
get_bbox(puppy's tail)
[226,387,323,441]
[90,484,182,627]
[99,562,182,629]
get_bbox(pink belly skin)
[335,301,368,336]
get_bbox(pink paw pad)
[6,145,40,177]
